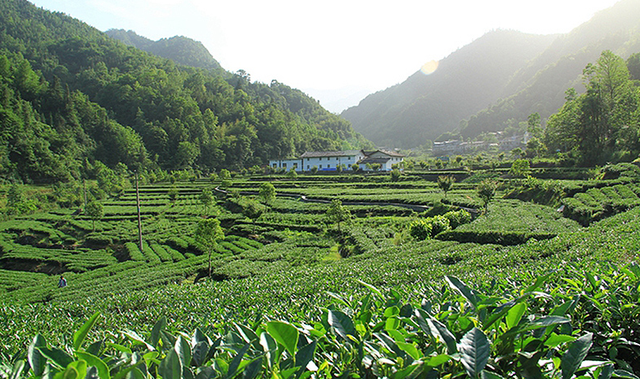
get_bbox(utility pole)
[135,171,143,252]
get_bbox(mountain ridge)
[105,29,222,71]
[341,30,556,148]
[342,0,640,148]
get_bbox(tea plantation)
[1,166,640,378]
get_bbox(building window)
[283,163,287,168]
[319,165,323,169]
[272,163,277,168]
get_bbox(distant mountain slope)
[105,29,222,71]
[341,30,556,148]
[461,0,640,139]
[342,0,640,148]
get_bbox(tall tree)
[194,218,224,279]
[325,199,351,234]
[258,182,276,205]
[437,175,455,199]
[544,51,640,165]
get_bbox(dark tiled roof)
[300,150,363,158]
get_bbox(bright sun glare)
[420,60,440,75]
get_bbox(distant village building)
[269,149,404,172]
[432,133,529,156]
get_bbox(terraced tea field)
[1,167,640,377]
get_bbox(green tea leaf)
[445,276,479,309]
[174,336,192,373]
[425,354,451,367]
[75,351,110,379]
[62,360,87,379]
[36,347,74,369]
[524,274,550,294]
[561,332,593,379]
[150,317,167,348]
[73,312,101,351]
[327,310,357,341]
[426,315,457,354]
[544,333,576,348]
[612,369,640,379]
[458,327,491,379]
[8,360,26,379]
[123,330,153,351]
[225,343,249,379]
[158,349,182,379]
[260,332,278,370]
[266,320,299,356]
[295,341,317,377]
[394,363,424,379]
[597,364,614,379]
[396,342,421,360]
[356,279,383,297]
[28,334,47,376]
[506,302,527,329]
[242,358,263,379]
[481,371,505,379]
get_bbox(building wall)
[269,159,302,171]
[271,151,407,172]
[302,153,365,171]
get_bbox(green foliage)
[390,168,401,182]
[325,199,351,233]
[443,209,472,228]
[258,182,276,205]
[0,0,370,184]
[509,158,531,178]
[437,175,455,197]
[477,179,498,211]
[199,188,214,213]
[409,219,433,240]
[6,268,640,378]
[4,171,640,377]
[545,51,640,166]
[84,201,103,230]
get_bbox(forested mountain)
[105,29,222,71]
[341,30,556,148]
[0,0,370,183]
[461,0,640,140]
[342,0,640,148]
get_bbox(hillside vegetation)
[105,29,222,71]
[0,0,370,184]
[1,163,639,377]
[342,0,640,148]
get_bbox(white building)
[269,149,404,172]
[359,150,405,171]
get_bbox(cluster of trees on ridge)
[543,50,640,166]
[0,0,371,184]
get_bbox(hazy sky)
[30,0,620,110]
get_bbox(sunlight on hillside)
[420,60,440,75]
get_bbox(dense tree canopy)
[0,0,371,183]
[544,50,640,166]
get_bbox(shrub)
[390,168,401,182]
[409,219,432,240]
[429,215,451,236]
[443,209,472,229]
[509,159,531,178]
